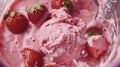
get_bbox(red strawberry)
[45,65,56,67]
[27,3,49,26]
[86,44,99,58]
[51,0,73,10]
[51,0,64,9]
[0,43,3,49]
[21,48,45,67]
[5,11,28,34]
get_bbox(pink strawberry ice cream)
[0,0,119,67]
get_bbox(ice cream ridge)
[0,0,118,67]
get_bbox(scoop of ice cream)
[37,7,87,66]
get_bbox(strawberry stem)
[28,3,43,13]
[4,11,9,19]
[10,12,15,17]
[17,12,22,15]
[34,3,41,9]
[63,0,74,10]
[87,32,102,36]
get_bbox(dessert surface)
[0,0,119,67]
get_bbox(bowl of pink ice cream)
[0,0,120,67]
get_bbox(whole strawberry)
[51,0,73,10]
[21,48,45,67]
[27,3,49,26]
[5,11,28,34]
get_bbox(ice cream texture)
[0,0,117,67]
